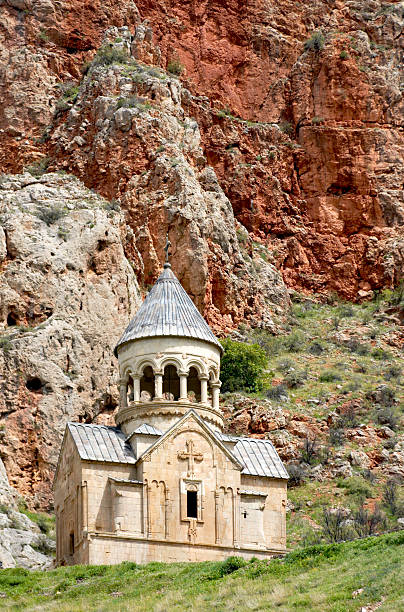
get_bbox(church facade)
[54,261,288,565]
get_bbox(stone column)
[211,381,222,410]
[200,375,209,404]
[155,371,163,399]
[179,371,188,401]
[132,374,140,402]
[119,381,127,408]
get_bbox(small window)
[69,532,74,555]
[186,490,198,518]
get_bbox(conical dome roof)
[114,264,222,355]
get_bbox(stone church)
[54,259,288,565]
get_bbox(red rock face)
[0,0,403,302]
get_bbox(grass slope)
[0,532,403,611]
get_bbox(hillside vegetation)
[221,288,403,548]
[0,532,402,611]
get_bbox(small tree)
[383,479,400,516]
[353,504,385,537]
[321,507,350,543]
[301,436,318,465]
[220,339,268,393]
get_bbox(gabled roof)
[215,431,289,479]
[57,419,288,481]
[114,263,222,355]
[136,409,243,470]
[67,423,136,464]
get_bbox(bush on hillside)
[286,463,306,487]
[220,338,268,393]
[266,383,288,401]
[91,46,129,69]
[219,556,247,576]
[304,31,325,52]
[284,369,307,388]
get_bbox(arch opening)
[162,364,180,400]
[126,379,134,404]
[187,367,201,403]
[140,366,155,401]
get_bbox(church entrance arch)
[162,364,180,400]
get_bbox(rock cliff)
[0,0,402,300]
[0,173,140,506]
[0,0,403,506]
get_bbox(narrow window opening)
[186,490,198,519]
[69,531,74,555]
[242,510,248,519]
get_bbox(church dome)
[115,261,224,435]
[114,263,222,356]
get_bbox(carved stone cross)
[178,440,203,476]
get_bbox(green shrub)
[167,58,184,76]
[346,338,370,355]
[329,427,345,447]
[283,330,305,352]
[266,383,288,401]
[220,338,268,393]
[116,96,151,111]
[55,83,79,112]
[375,407,398,430]
[284,369,307,388]
[319,370,342,383]
[336,476,374,502]
[371,347,391,360]
[340,50,349,59]
[91,46,129,69]
[304,32,325,52]
[287,463,306,486]
[36,205,67,226]
[219,556,247,576]
[383,365,401,381]
[309,341,325,355]
[25,157,50,177]
[0,336,12,353]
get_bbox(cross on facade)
[178,440,203,476]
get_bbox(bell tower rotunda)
[114,261,223,436]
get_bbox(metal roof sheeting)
[114,264,222,354]
[67,423,136,464]
[134,424,163,436]
[215,432,289,480]
[67,421,288,479]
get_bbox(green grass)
[0,532,402,610]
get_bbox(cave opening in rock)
[7,312,18,326]
[26,377,43,393]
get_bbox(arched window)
[162,364,180,400]
[140,366,155,400]
[187,367,201,402]
[126,379,134,404]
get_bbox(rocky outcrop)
[46,29,289,333]
[0,458,54,569]
[0,0,402,302]
[0,173,140,506]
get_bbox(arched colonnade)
[120,358,221,410]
